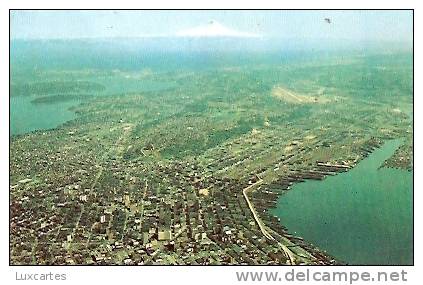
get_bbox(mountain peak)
[175,21,260,38]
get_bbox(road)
[242,179,296,264]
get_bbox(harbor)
[271,139,413,265]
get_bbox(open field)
[271,86,332,104]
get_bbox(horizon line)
[10,36,413,44]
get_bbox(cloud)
[175,20,260,38]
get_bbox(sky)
[10,10,413,43]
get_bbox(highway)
[242,179,296,264]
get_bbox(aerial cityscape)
[10,10,413,265]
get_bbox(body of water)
[10,96,80,136]
[272,139,413,265]
[10,79,175,136]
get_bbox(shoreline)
[258,138,410,265]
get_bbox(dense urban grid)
[10,53,412,265]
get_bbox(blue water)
[10,78,174,136]
[10,96,80,136]
[272,139,413,265]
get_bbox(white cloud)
[175,20,260,38]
